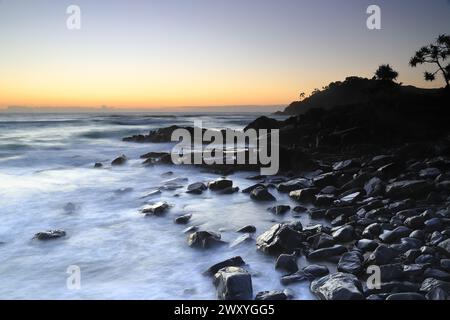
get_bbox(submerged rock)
[174,214,192,224]
[214,267,253,300]
[236,225,256,233]
[34,230,66,241]
[268,205,291,215]
[186,182,207,194]
[208,179,233,191]
[255,291,288,300]
[281,265,329,285]
[275,253,298,273]
[111,155,127,166]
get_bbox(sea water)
[0,112,315,300]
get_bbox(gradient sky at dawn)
[1,0,450,109]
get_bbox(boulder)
[289,188,318,203]
[308,245,348,261]
[332,225,355,242]
[275,253,298,273]
[187,231,226,249]
[214,267,253,300]
[337,251,363,274]
[379,226,412,243]
[208,179,233,191]
[277,178,312,193]
[268,205,291,215]
[368,245,399,265]
[250,187,276,201]
[310,273,364,300]
[256,223,304,255]
[174,214,192,224]
[186,182,207,194]
[385,180,433,199]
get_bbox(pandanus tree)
[410,34,450,89]
[374,64,399,82]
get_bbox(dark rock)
[208,179,233,191]
[187,231,226,249]
[275,253,298,273]
[33,229,66,241]
[255,291,288,300]
[441,259,450,272]
[256,223,304,255]
[409,230,426,241]
[420,167,441,179]
[174,214,192,225]
[386,293,426,300]
[337,251,363,274]
[230,234,253,248]
[404,216,425,229]
[309,233,335,250]
[250,187,276,201]
[268,205,291,215]
[281,265,329,285]
[186,182,207,194]
[333,159,360,171]
[368,245,399,265]
[141,201,170,216]
[332,225,355,242]
[242,183,265,194]
[94,162,103,168]
[277,178,312,193]
[379,226,412,243]
[315,194,336,206]
[236,225,256,233]
[426,287,449,300]
[217,186,240,195]
[423,268,450,281]
[385,180,433,199]
[420,278,450,294]
[356,239,378,252]
[313,173,338,188]
[111,155,127,166]
[204,256,246,276]
[289,188,319,203]
[214,267,253,300]
[310,273,364,300]
[424,218,444,232]
[362,223,382,239]
[379,264,404,282]
[308,245,348,261]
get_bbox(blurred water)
[0,112,315,300]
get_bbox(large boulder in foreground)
[256,223,304,255]
[310,272,364,300]
[214,267,253,300]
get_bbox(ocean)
[0,112,316,299]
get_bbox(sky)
[0,0,449,109]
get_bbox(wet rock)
[268,205,290,216]
[141,201,170,216]
[423,268,450,281]
[404,215,425,229]
[337,251,363,274]
[386,293,426,300]
[362,223,382,239]
[186,182,207,194]
[111,154,127,166]
[281,265,329,285]
[217,186,240,195]
[379,226,412,243]
[250,187,276,201]
[204,256,246,276]
[94,162,103,168]
[385,180,433,199]
[310,272,364,300]
[236,225,256,233]
[333,159,359,171]
[187,231,226,249]
[420,278,450,294]
[364,177,384,197]
[441,259,450,271]
[309,233,335,250]
[356,239,378,252]
[289,188,318,203]
[256,223,304,255]
[242,183,265,194]
[255,291,288,300]
[33,229,66,241]
[208,179,233,191]
[275,253,298,273]
[365,281,421,296]
[332,225,355,242]
[315,194,336,206]
[337,191,363,205]
[368,245,399,265]
[277,178,312,193]
[426,287,449,300]
[313,173,338,188]
[379,264,404,282]
[174,214,192,224]
[214,267,253,300]
[424,218,444,233]
[420,167,441,179]
[308,245,347,261]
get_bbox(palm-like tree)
[374,64,399,82]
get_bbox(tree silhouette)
[374,64,399,82]
[410,34,450,88]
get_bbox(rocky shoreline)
[33,99,450,300]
